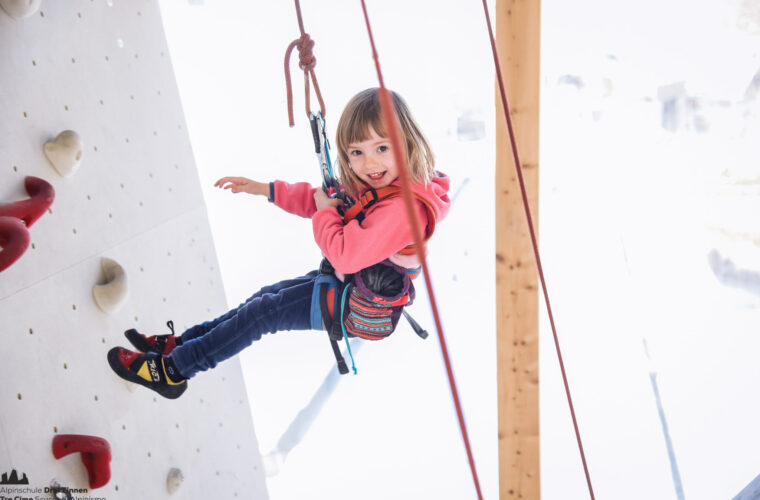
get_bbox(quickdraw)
[308,111,353,210]
[308,111,335,192]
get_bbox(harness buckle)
[361,187,380,209]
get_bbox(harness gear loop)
[402,310,428,339]
[338,284,358,375]
[284,1,326,127]
[319,282,349,375]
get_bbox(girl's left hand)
[314,190,344,211]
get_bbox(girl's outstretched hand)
[214,177,269,197]
[314,189,344,211]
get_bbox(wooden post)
[495,0,541,498]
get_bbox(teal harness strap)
[339,284,358,375]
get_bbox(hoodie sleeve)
[272,180,319,219]
[311,197,429,274]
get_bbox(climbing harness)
[341,184,437,256]
[315,254,429,375]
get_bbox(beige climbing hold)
[166,468,183,494]
[44,130,83,178]
[0,0,42,19]
[92,258,128,314]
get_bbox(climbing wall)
[0,1,267,499]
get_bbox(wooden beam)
[495,0,541,498]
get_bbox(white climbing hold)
[44,130,83,178]
[0,0,42,19]
[166,468,183,495]
[92,258,128,314]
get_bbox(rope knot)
[295,33,316,71]
[284,30,326,127]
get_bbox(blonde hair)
[335,88,435,198]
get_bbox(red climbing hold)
[0,176,55,228]
[52,434,112,489]
[0,216,30,272]
[0,176,55,272]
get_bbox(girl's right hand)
[214,177,269,197]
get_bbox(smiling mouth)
[367,172,385,181]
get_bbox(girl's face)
[347,127,399,190]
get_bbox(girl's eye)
[349,150,362,157]
[378,145,389,153]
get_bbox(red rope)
[479,1,596,498]
[358,2,483,499]
[284,0,326,127]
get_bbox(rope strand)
[359,2,484,499]
[479,0,595,498]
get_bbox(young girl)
[107,88,450,399]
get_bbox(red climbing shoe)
[107,347,187,399]
[124,320,180,355]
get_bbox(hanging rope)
[358,2,484,499]
[479,1,596,498]
[284,0,326,127]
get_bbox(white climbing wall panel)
[0,1,268,499]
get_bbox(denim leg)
[169,272,317,378]
[179,270,318,343]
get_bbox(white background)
[159,0,760,499]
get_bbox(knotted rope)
[284,1,325,127]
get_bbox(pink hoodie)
[272,173,450,276]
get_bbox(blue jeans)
[169,271,320,378]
